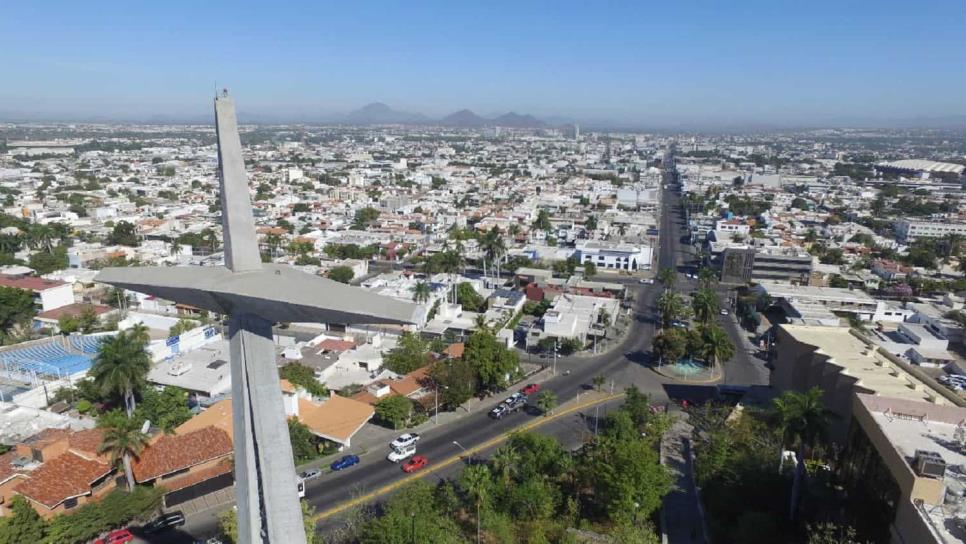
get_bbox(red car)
[402,455,428,473]
[521,383,540,395]
[94,529,134,544]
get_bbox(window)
[63,497,78,509]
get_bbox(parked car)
[503,392,525,405]
[489,404,508,420]
[299,468,323,481]
[95,529,135,544]
[390,433,421,451]
[143,511,186,534]
[330,454,360,471]
[387,445,416,463]
[402,455,429,473]
[521,383,541,395]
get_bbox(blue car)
[330,455,360,471]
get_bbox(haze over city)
[1,2,966,544]
[2,0,966,128]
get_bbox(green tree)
[461,464,492,544]
[412,281,431,303]
[652,328,688,366]
[585,215,598,231]
[107,220,139,247]
[288,417,320,463]
[464,330,519,391]
[698,325,734,373]
[58,313,80,334]
[580,435,671,523]
[89,325,151,416]
[360,480,466,544]
[536,390,557,416]
[429,357,477,409]
[592,374,606,392]
[352,207,381,229]
[774,387,836,519]
[77,304,99,332]
[697,266,718,288]
[384,332,431,374]
[279,363,328,398]
[97,412,149,491]
[375,395,414,429]
[656,292,687,328]
[28,245,68,274]
[583,261,597,279]
[532,209,552,231]
[328,265,355,284]
[491,444,521,486]
[0,286,34,342]
[455,282,484,311]
[692,287,720,325]
[657,267,676,292]
[0,496,47,544]
[168,318,197,337]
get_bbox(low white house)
[575,241,653,271]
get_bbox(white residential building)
[575,240,653,271]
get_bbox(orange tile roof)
[0,452,27,486]
[0,274,66,292]
[160,459,233,494]
[296,395,374,445]
[14,452,112,509]
[280,378,297,394]
[67,428,105,459]
[442,343,464,359]
[37,303,112,321]
[317,339,356,352]
[22,428,69,449]
[175,399,233,440]
[132,427,232,483]
[389,367,430,397]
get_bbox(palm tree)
[773,387,836,519]
[692,288,720,325]
[657,267,676,293]
[0,233,22,254]
[657,292,686,328]
[697,266,717,288]
[412,281,431,304]
[698,325,734,376]
[473,314,490,333]
[461,464,491,544]
[480,228,506,279]
[592,374,606,392]
[616,223,627,237]
[89,325,151,417]
[536,390,557,416]
[98,414,149,491]
[491,444,520,486]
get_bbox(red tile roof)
[317,339,356,352]
[14,452,112,509]
[37,303,112,321]
[160,459,233,493]
[0,274,66,291]
[67,428,105,459]
[132,427,232,483]
[0,451,28,486]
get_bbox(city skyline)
[2,0,965,128]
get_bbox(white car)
[390,433,420,451]
[387,445,416,463]
[720,309,729,315]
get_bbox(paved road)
[149,165,766,542]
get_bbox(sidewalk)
[661,417,708,544]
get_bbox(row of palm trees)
[87,324,153,491]
[653,266,735,374]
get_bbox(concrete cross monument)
[96,91,419,543]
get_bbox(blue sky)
[1,0,964,126]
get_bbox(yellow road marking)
[312,392,624,521]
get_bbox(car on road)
[503,392,525,405]
[402,455,429,473]
[330,454,360,471]
[720,309,729,315]
[390,433,420,451]
[143,511,186,534]
[299,468,323,481]
[387,445,417,463]
[95,529,134,544]
[489,404,508,419]
[521,383,540,395]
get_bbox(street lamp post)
[452,440,467,453]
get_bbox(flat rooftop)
[147,339,232,396]
[761,280,877,304]
[782,325,949,405]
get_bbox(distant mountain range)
[344,102,547,128]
